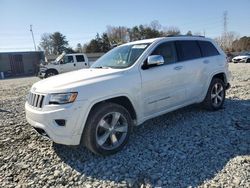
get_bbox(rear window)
[176,40,202,61]
[198,41,220,57]
[76,55,85,62]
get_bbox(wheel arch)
[46,68,59,75]
[87,96,137,122]
[199,71,227,103]
[211,72,227,84]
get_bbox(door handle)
[174,66,183,70]
[203,60,209,64]
[74,63,76,66]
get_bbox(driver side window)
[151,42,177,64]
[63,56,74,64]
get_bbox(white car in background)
[232,53,250,63]
[39,53,89,78]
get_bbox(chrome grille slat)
[37,95,42,108]
[28,92,45,109]
[31,93,36,106]
[34,94,38,107]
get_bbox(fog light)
[55,119,66,126]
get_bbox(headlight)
[49,92,78,104]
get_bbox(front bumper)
[25,100,87,145]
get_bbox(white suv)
[25,36,230,155]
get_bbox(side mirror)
[147,55,164,66]
[60,60,64,64]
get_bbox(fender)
[199,70,227,102]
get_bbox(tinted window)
[176,40,202,61]
[64,55,74,63]
[198,41,220,57]
[76,55,85,62]
[151,42,177,64]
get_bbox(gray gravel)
[0,63,249,188]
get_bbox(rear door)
[75,54,88,69]
[175,40,205,102]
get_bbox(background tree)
[85,34,103,53]
[215,31,239,51]
[106,25,129,44]
[75,43,83,53]
[101,33,111,52]
[186,30,192,36]
[232,36,250,52]
[39,33,53,55]
[163,26,181,36]
[128,25,163,41]
[50,32,69,55]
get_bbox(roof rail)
[166,35,205,38]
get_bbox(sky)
[0,0,249,52]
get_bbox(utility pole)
[223,11,228,49]
[30,25,36,51]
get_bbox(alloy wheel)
[96,112,128,150]
[211,82,224,107]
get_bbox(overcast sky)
[0,0,249,52]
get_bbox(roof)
[121,35,212,46]
[0,51,44,54]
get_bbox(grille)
[28,92,45,108]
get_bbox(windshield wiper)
[92,66,111,69]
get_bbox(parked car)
[38,53,89,78]
[232,53,250,63]
[25,36,231,155]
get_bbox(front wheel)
[82,103,132,156]
[203,78,226,110]
[45,70,58,78]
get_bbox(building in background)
[0,51,44,77]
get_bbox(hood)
[32,68,124,93]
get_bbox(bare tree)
[39,33,53,55]
[106,25,129,44]
[163,26,181,36]
[215,31,239,51]
[149,20,162,31]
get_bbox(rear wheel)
[82,103,132,156]
[203,78,226,110]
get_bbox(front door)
[59,55,75,73]
[140,42,186,117]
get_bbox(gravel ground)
[0,64,249,188]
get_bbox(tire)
[82,102,132,156]
[45,70,58,78]
[246,58,250,63]
[203,78,226,111]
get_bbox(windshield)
[55,52,66,62]
[91,43,150,69]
